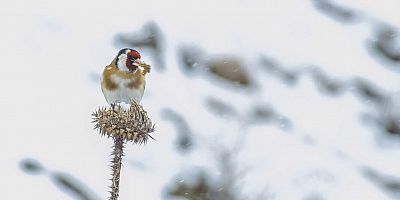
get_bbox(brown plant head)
[92,101,155,144]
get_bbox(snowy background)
[1,0,400,199]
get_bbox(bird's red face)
[125,50,142,71]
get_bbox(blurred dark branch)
[204,95,292,130]
[352,78,386,105]
[247,104,292,130]
[259,57,348,96]
[51,172,99,200]
[364,102,400,136]
[259,56,388,103]
[168,172,214,200]
[369,25,400,64]
[362,167,400,199]
[177,45,205,73]
[259,56,299,85]
[213,152,242,200]
[178,45,255,89]
[115,22,166,71]
[351,78,400,135]
[382,115,400,135]
[310,68,346,96]
[167,139,252,200]
[258,55,400,136]
[20,158,100,200]
[205,97,238,118]
[310,0,400,66]
[161,108,194,153]
[20,158,45,175]
[310,0,359,23]
[205,56,254,88]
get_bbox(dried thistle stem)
[92,101,155,200]
[109,136,125,200]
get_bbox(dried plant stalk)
[92,101,155,200]
[109,137,124,200]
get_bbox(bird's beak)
[133,59,144,70]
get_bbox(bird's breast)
[101,74,145,104]
[102,66,145,91]
[110,74,145,91]
[101,63,146,104]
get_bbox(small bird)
[101,48,150,104]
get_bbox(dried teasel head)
[92,101,155,144]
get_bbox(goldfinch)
[101,48,150,104]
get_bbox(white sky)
[1,0,400,199]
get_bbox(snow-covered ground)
[1,0,400,199]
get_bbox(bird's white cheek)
[117,54,130,72]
